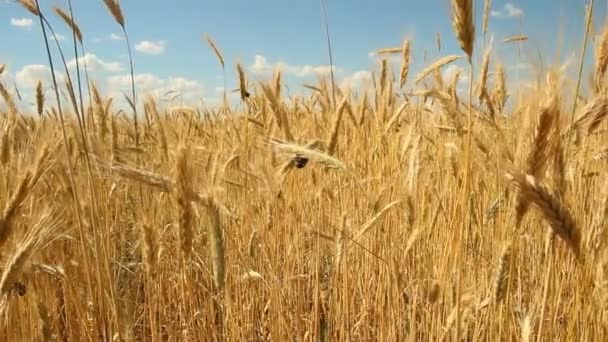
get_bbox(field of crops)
[1,0,608,340]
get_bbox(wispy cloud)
[107,73,203,104]
[15,64,64,87]
[94,33,124,43]
[340,70,373,91]
[250,54,340,78]
[109,33,123,41]
[10,17,33,28]
[135,40,166,55]
[67,53,123,73]
[491,3,524,18]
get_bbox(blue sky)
[0,0,606,109]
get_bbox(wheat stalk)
[571,94,608,135]
[414,55,462,84]
[507,170,581,258]
[204,197,225,291]
[35,80,44,117]
[400,40,411,89]
[478,47,491,102]
[493,244,511,304]
[268,138,347,171]
[174,144,194,258]
[451,0,475,59]
[53,6,83,43]
[595,22,608,90]
[102,0,125,28]
[16,0,40,16]
[327,97,348,155]
[482,0,491,39]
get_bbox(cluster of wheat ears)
[1,0,608,340]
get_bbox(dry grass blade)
[355,201,400,240]
[414,55,462,84]
[375,47,402,55]
[436,32,442,52]
[503,35,528,43]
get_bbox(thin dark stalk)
[122,28,139,150]
[31,0,99,338]
[320,0,336,110]
[67,0,87,132]
[40,15,87,147]
[567,0,594,150]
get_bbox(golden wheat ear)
[506,169,581,259]
[451,0,475,59]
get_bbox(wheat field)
[1,0,608,341]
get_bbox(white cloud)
[340,70,373,91]
[250,55,271,73]
[67,53,123,73]
[491,2,524,18]
[442,64,469,85]
[15,64,64,88]
[250,54,340,78]
[135,40,166,55]
[107,73,203,105]
[94,33,124,43]
[368,51,402,64]
[109,33,123,41]
[505,3,524,17]
[10,17,33,28]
